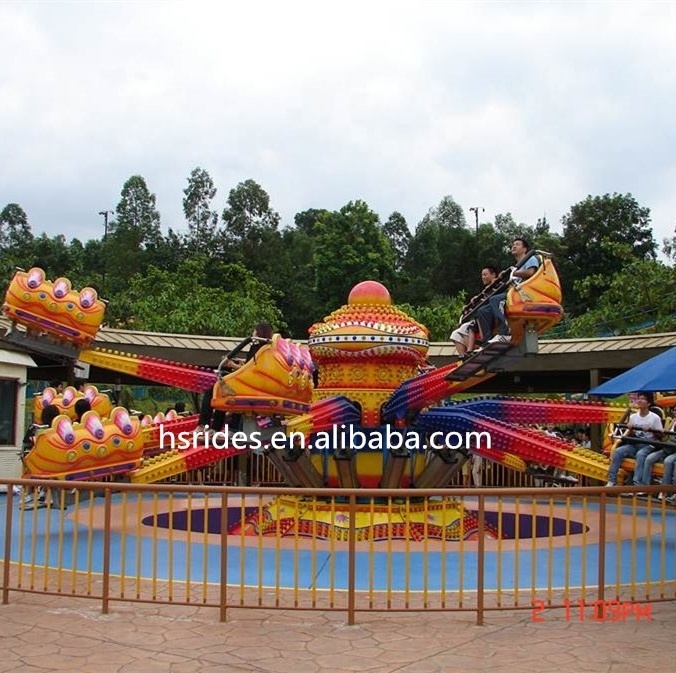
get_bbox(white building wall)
[0,349,36,483]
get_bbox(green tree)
[567,259,676,336]
[157,227,188,272]
[29,233,77,279]
[400,196,473,303]
[273,226,323,337]
[106,176,163,294]
[474,217,513,272]
[490,214,565,266]
[183,167,218,256]
[399,218,442,304]
[382,211,411,272]
[219,179,282,285]
[0,203,33,251]
[80,239,107,294]
[492,212,527,247]
[561,193,656,315]
[221,179,280,247]
[112,175,162,242]
[663,226,676,263]
[109,257,283,336]
[294,208,328,236]
[0,203,34,284]
[260,208,330,337]
[313,200,395,310]
[399,294,468,341]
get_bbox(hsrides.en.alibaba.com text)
[158,424,492,452]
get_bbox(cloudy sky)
[1,1,675,246]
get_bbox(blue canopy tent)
[588,346,676,397]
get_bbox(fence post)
[476,493,485,626]
[219,490,228,622]
[347,492,357,625]
[596,492,607,617]
[101,488,112,614]
[2,486,14,604]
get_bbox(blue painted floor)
[2,493,675,591]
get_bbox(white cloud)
[1,0,674,245]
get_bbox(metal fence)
[165,452,593,489]
[2,474,674,625]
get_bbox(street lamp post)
[469,206,485,233]
[98,210,112,240]
[98,210,113,296]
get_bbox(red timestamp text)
[531,599,652,623]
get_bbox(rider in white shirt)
[606,393,663,486]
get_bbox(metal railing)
[2,476,674,625]
[170,452,576,489]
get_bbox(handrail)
[216,336,272,377]
[460,250,546,324]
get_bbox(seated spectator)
[450,266,498,356]
[639,417,676,501]
[22,404,61,456]
[49,379,64,394]
[659,444,676,503]
[118,385,135,410]
[223,322,273,370]
[21,404,61,509]
[606,393,663,487]
[633,444,667,491]
[575,428,591,448]
[74,398,92,423]
[541,425,576,483]
[196,322,274,435]
[165,401,188,417]
[475,237,540,345]
[462,453,483,487]
[450,321,477,357]
[543,424,564,440]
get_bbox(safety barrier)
[2,479,674,625]
[169,452,585,489]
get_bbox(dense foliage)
[1,175,674,341]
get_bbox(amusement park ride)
[2,255,650,540]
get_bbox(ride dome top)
[308,281,429,366]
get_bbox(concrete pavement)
[1,593,675,672]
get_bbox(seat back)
[506,255,563,342]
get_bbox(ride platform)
[2,326,81,362]
[446,340,514,381]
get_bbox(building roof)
[431,332,676,358]
[97,324,676,358]
[3,315,676,393]
[96,324,241,354]
[6,315,675,357]
[0,347,36,368]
